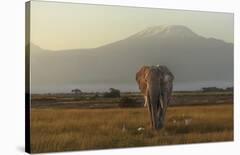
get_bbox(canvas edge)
[25,1,31,153]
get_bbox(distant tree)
[202,87,224,92]
[103,88,120,98]
[94,92,99,98]
[119,96,140,107]
[109,88,120,97]
[90,92,100,99]
[71,89,82,94]
[225,87,233,92]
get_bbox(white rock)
[122,124,126,132]
[184,119,192,125]
[137,127,145,131]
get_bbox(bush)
[103,88,120,98]
[71,89,82,94]
[118,97,140,108]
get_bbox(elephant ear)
[136,66,150,94]
[157,65,174,107]
[163,74,174,84]
[158,65,174,82]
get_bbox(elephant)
[136,65,174,129]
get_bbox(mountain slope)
[30,25,233,92]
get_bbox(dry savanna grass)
[30,104,233,153]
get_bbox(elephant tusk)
[160,97,164,110]
[144,95,148,107]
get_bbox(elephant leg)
[151,103,158,129]
[147,99,154,128]
[159,97,165,127]
[161,91,171,126]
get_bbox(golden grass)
[30,104,233,153]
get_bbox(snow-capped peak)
[130,25,199,39]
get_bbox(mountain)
[30,25,233,92]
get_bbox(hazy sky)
[30,1,233,50]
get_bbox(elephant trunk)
[148,84,164,130]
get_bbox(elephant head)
[136,65,174,129]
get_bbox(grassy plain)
[30,103,233,153]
